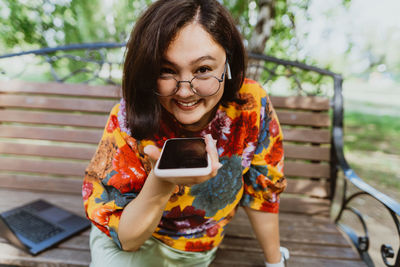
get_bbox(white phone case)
[154,138,212,177]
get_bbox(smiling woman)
[156,24,228,132]
[82,0,288,266]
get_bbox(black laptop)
[0,199,91,255]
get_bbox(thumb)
[143,145,161,166]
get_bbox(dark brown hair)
[122,0,246,139]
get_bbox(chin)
[177,117,205,130]
[177,118,201,127]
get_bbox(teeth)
[177,100,199,107]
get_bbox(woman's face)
[157,22,226,132]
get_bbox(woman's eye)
[160,68,175,75]
[196,66,211,74]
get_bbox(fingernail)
[217,162,223,169]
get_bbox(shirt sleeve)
[82,104,149,248]
[240,93,287,213]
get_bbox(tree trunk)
[247,0,275,81]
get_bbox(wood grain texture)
[284,161,330,179]
[0,94,117,113]
[0,174,83,194]
[0,109,108,128]
[269,96,330,111]
[0,141,97,160]
[284,144,330,161]
[0,157,87,176]
[0,80,121,98]
[0,173,329,197]
[282,128,331,144]
[0,188,363,267]
[276,110,330,127]
[0,125,102,144]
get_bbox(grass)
[344,111,400,154]
[343,111,400,199]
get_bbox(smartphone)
[154,137,212,177]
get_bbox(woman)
[82,0,288,266]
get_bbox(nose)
[175,80,195,97]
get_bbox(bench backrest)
[0,77,335,200]
[0,80,120,193]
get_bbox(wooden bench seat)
[0,188,364,267]
[0,79,366,266]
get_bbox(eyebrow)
[162,55,217,66]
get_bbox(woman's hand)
[144,134,222,186]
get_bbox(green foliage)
[0,0,342,91]
[0,0,152,51]
[0,0,315,60]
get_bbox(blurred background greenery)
[0,0,399,200]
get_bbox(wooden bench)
[0,46,398,266]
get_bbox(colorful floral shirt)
[82,78,286,252]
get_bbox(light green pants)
[89,225,218,267]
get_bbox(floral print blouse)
[82,78,286,252]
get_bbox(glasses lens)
[157,76,177,96]
[191,76,220,96]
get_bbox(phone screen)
[158,138,208,169]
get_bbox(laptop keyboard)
[4,210,64,244]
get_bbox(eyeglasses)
[155,62,232,97]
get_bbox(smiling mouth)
[175,100,201,108]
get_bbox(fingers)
[143,145,161,166]
[204,134,223,175]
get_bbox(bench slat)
[0,80,120,98]
[218,237,360,260]
[0,158,87,177]
[0,188,85,215]
[270,96,330,111]
[225,224,349,246]
[0,94,117,113]
[0,110,108,128]
[0,242,90,267]
[284,161,330,179]
[0,173,328,197]
[284,144,330,161]
[1,145,330,163]
[0,174,83,194]
[282,128,331,144]
[1,97,330,127]
[212,250,364,267]
[231,207,338,233]
[0,125,102,144]
[280,196,331,216]
[0,141,96,160]
[284,179,328,197]
[0,160,329,196]
[277,110,330,127]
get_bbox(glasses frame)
[156,61,230,97]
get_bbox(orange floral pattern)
[82,79,285,251]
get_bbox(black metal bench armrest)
[333,123,400,266]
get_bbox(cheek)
[211,86,224,105]
[158,97,169,109]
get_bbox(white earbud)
[226,62,232,80]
